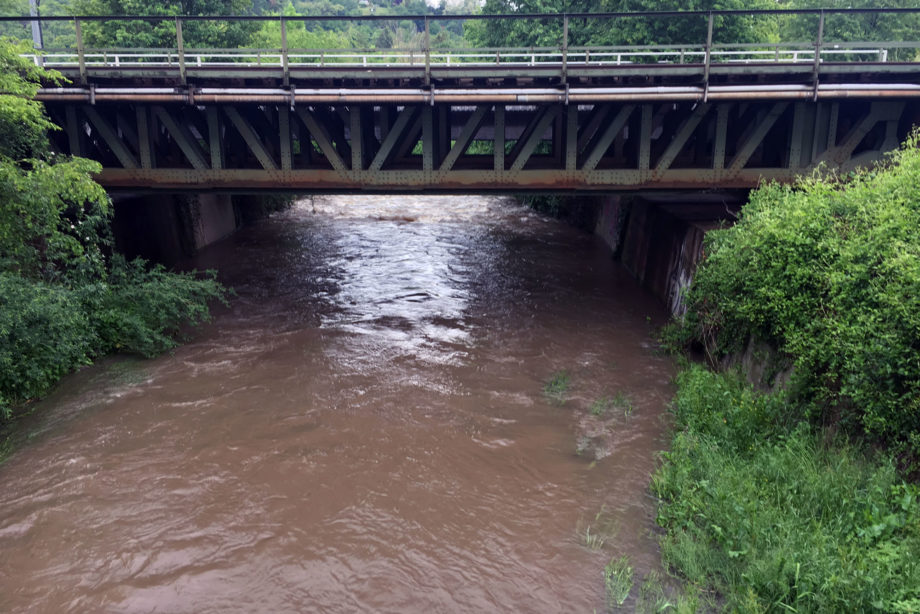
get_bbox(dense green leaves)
[72,0,259,48]
[682,138,920,471]
[0,37,227,420]
[466,0,779,49]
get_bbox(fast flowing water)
[0,195,674,613]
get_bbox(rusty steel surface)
[39,97,913,193]
[12,9,920,192]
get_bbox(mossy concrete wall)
[591,195,739,316]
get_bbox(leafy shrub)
[0,273,94,417]
[83,256,226,357]
[681,137,920,470]
[0,263,227,419]
[0,38,228,422]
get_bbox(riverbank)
[650,140,920,611]
[522,140,920,611]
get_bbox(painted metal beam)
[294,107,347,172]
[582,105,634,172]
[728,103,789,171]
[370,105,418,172]
[655,103,709,173]
[152,105,209,170]
[206,106,223,170]
[224,106,278,171]
[509,106,561,172]
[440,105,488,172]
[83,105,138,169]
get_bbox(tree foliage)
[0,37,226,419]
[681,137,920,472]
[72,0,260,48]
[466,0,779,49]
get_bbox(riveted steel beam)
[494,105,505,174]
[295,107,347,172]
[83,105,138,169]
[136,106,153,169]
[370,105,419,172]
[224,106,278,170]
[655,103,709,174]
[582,105,634,172]
[728,102,789,171]
[206,106,223,170]
[713,103,730,170]
[440,105,488,172]
[152,105,209,170]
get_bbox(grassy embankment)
[651,137,920,612]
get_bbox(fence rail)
[4,10,920,75]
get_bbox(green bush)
[0,38,229,422]
[682,137,920,470]
[0,263,226,419]
[654,369,920,613]
[83,257,226,357]
[0,273,94,416]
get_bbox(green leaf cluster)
[682,136,920,471]
[0,37,227,420]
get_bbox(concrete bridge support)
[112,193,269,265]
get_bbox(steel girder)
[44,99,912,192]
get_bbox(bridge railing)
[3,9,919,77]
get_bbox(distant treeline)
[1,0,919,59]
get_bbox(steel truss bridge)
[8,9,920,192]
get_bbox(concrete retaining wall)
[592,196,737,316]
[112,193,239,266]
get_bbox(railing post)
[74,18,87,85]
[424,16,431,86]
[176,17,187,85]
[281,16,290,86]
[561,13,568,84]
[813,9,825,100]
[702,11,713,102]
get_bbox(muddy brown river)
[0,195,674,612]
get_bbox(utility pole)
[29,0,44,51]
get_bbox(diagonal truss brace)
[83,106,138,169]
[655,103,709,174]
[152,106,209,170]
[224,106,278,171]
[728,103,789,171]
[582,105,635,172]
[370,105,419,172]
[510,106,561,172]
[440,105,489,172]
[295,107,347,173]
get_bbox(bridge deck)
[7,10,920,192]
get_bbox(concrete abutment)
[111,193,290,266]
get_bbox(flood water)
[0,195,675,612]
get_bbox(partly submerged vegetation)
[0,39,226,425]
[654,139,920,611]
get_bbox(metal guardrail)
[3,9,919,86]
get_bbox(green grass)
[653,366,920,613]
[590,392,633,418]
[604,556,634,608]
[543,370,570,405]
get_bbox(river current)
[0,195,674,612]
